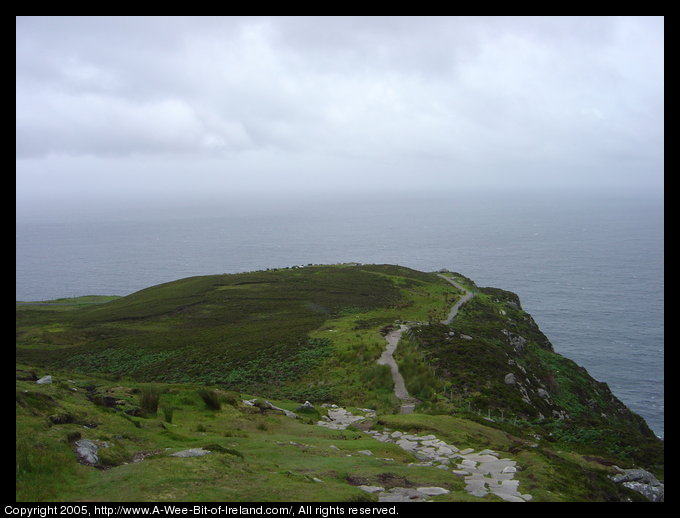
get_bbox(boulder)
[74,439,100,465]
[36,375,53,385]
[610,468,664,501]
[504,373,516,386]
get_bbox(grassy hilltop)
[16,264,663,501]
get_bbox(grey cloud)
[16,16,664,203]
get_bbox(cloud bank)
[16,16,664,206]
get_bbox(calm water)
[16,190,664,438]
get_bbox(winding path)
[377,325,418,413]
[437,274,475,324]
[378,274,474,414]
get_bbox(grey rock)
[396,438,418,450]
[465,454,499,463]
[465,479,489,498]
[317,407,366,430]
[417,487,450,496]
[504,373,516,385]
[610,468,664,502]
[610,468,661,486]
[505,332,527,354]
[437,446,455,456]
[478,449,498,456]
[379,487,429,502]
[358,485,384,494]
[36,375,53,385]
[264,400,299,419]
[495,495,526,503]
[170,448,211,457]
[74,439,101,465]
[623,481,664,502]
[313,403,532,502]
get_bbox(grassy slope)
[16,265,460,411]
[16,265,663,501]
[16,371,467,502]
[16,367,646,503]
[394,273,663,475]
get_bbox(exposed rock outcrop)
[610,468,664,502]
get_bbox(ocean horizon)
[16,188,664,438]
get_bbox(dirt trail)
[378,274,474,414]
[437,274,475,324]
[377,325,418,414]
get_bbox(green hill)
[16,264,663,502]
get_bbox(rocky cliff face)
[402,283,663,477]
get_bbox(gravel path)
[436,274,475,325]
[377,325,418,414]
[377,274,475,414]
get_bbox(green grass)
[16,264,663,501]
[16,265,457,408]
[393,283,663,473]
[15,369,479,502]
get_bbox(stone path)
[317,405,531,502]
[317,405,377,430]
[320,273,531,501]
[271,274,528,501]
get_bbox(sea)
[16,189,664,438]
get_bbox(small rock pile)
[317,405,376,430]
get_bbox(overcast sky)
[16,16,664,209]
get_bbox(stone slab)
[416,487,450,496]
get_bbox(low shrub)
[222,390,241,407]
[161,406,175,423]
[139,387,160,417]
[197,389,221,410]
